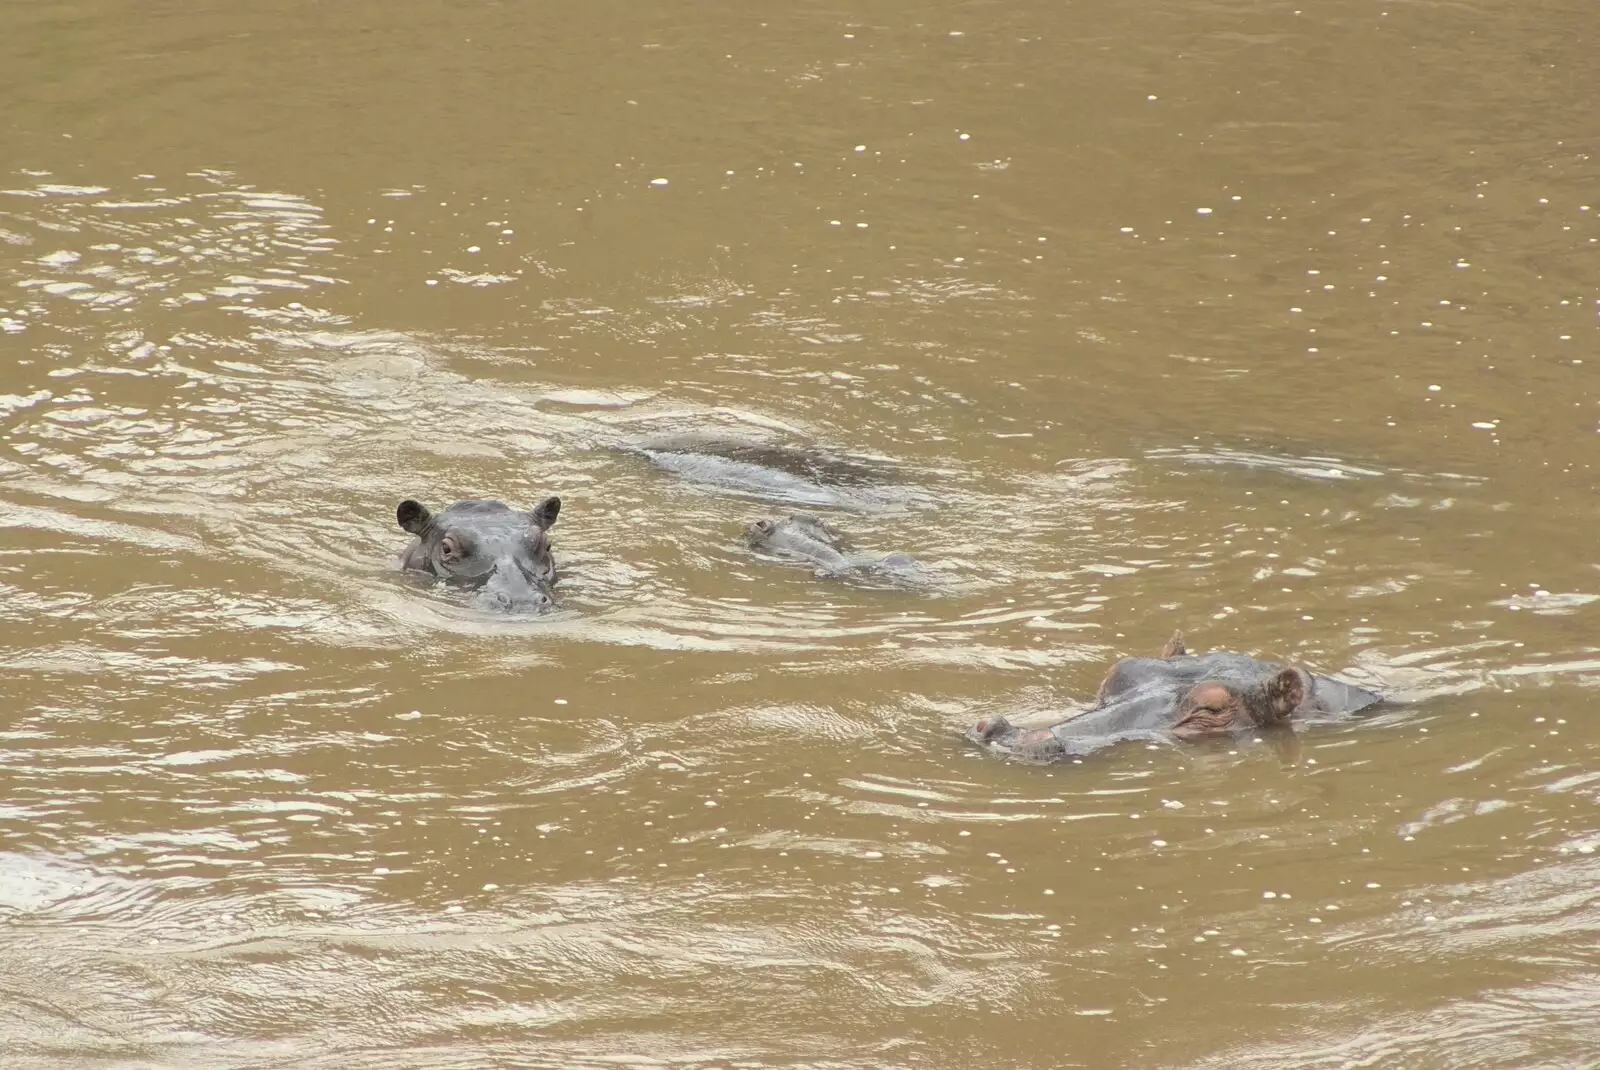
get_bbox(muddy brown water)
[2,1,1598,1067]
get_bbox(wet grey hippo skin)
[970,632,1384,762]
[743,513,919,579]
[395,496,561,612]
[624,433,933,512]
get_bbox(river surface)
[2,1,1598,1067]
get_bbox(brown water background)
[2,1,1598,1066]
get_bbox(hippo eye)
[1185,684,1235,717]
[439,535,463,560]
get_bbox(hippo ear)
[397,500,432,534]
[530,496,560,529]
[1259,667,1305,725]
[1159,631,1188,658]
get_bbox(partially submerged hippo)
[625,433,934,512]
[971,632,1383,762]
[743,513,921,582]
[395,496,561,612]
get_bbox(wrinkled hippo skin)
[395,496,561,612]
[743,513,920,580]
[970,632,1383,761]
[625,433,933,511]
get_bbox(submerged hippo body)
[971,633,1384,762]
[625,433,933,512]
[743,513,920,581]
[395,496,561,613]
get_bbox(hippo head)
[1090,634,1310,738]
[968,631,1383,764]
[1167,666,1305,737]
[742,512,834,551]
[396,496,561,613]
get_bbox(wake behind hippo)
[624,432,935,512]
[395,495,561,613]
[971,632,1384,762]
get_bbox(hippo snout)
[970,716,1015,743]
[476,565,555,614]
[483,587,553,612]
[968,716,1067,761]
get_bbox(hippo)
[970,632,1384,762]
[624,433,935,512]
[743,513,922,582]
[395,496,561,612]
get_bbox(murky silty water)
[2,1,1598,1066]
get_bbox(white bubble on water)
[650,178,669,186]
